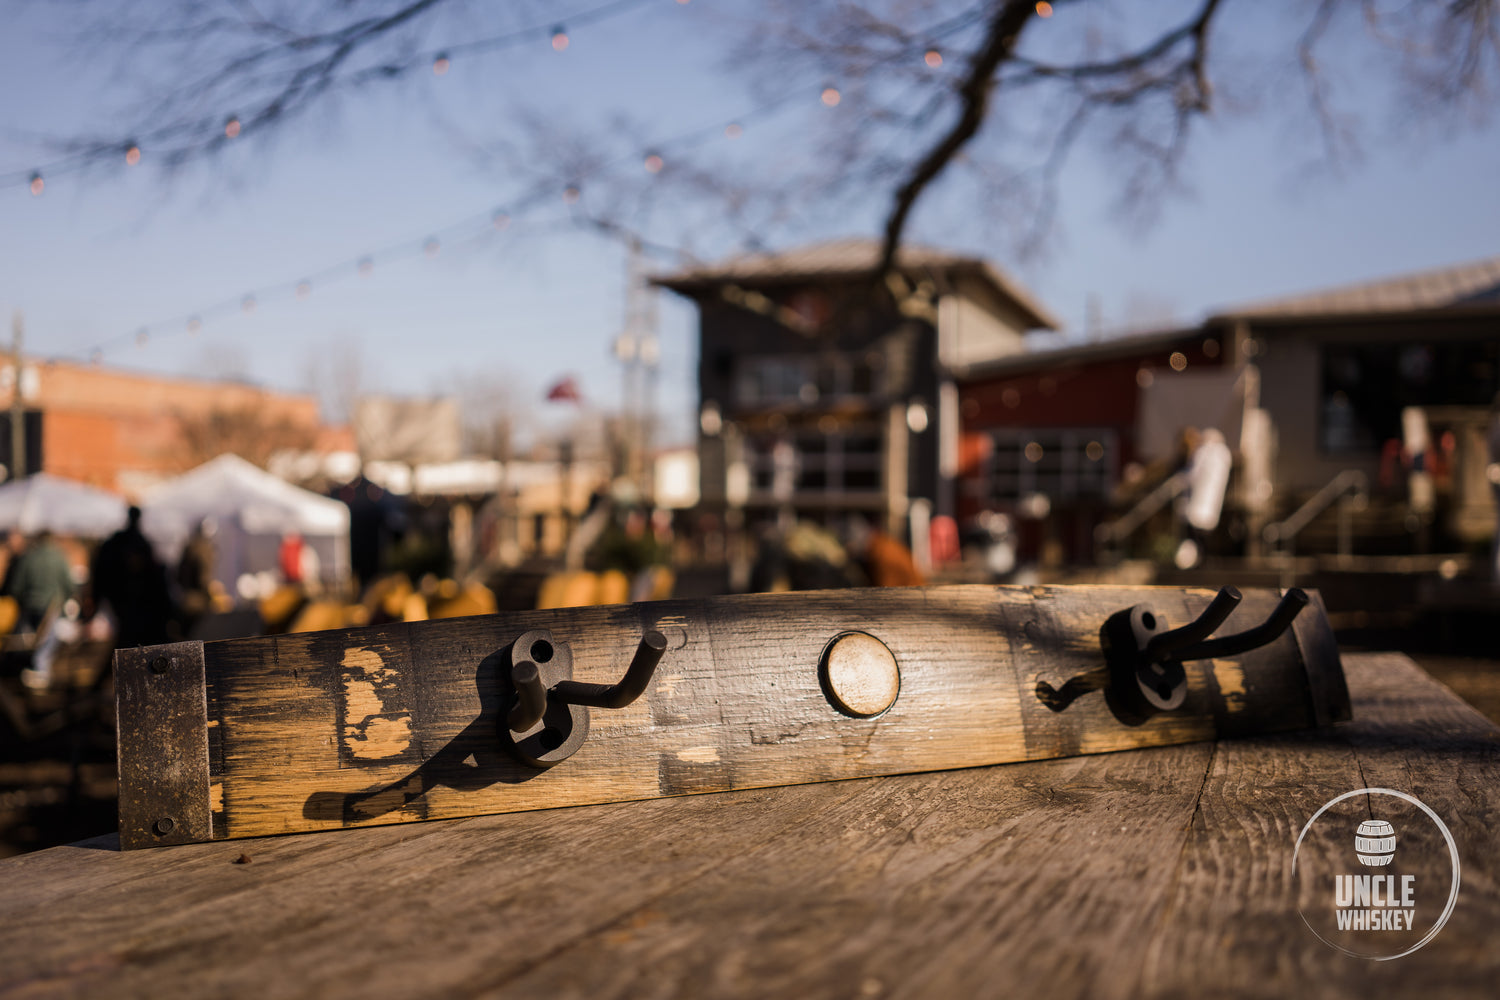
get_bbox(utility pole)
[613,240,660,502]
[9,311,24,481]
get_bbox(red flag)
[546,376,581,403]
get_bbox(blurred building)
[958,326,1233,563]
[0,359,339,497]
[354,395,462,466]
[1210,253,1500,543]
[655,238,1059,538]
[959,253,1500,563]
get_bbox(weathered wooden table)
[2,653,1496,998]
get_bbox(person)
[1400,406,1436,554]
[1489,393,1500,583]
[751,519,863,593]
[844,516,923,588]
[1177,428,1232,568]
[176,517,218,625]
[299,543,322,597]
[974,510,1017,579]
[91,506,172,647]
[4,530,74,632]
[279,532,306,585]
[1403,406,1434,514]
[0,529,25,596]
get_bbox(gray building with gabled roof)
[1206,254,1500,504]
[654,238,1058,539]
[956,252,1500,563]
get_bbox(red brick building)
[0,359,341,498]
[958,327,1232,562]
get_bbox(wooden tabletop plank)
[2,653,1495,999]
[5,777,887,999]
[486,743,1215,1000]
[1138,653,1500,998]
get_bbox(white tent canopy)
[0,473,129,537]
[141,454,351,595]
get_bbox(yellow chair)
[288,600,350,634]
[401,592,429,622]
[259,585,307,633]
[429,581,498,620]
[594,569,630,606]
[537,571,601,609]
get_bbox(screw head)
[150,656,171,674]
[152,817,175,836]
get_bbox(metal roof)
[652,237,1060,330]
[959,325,1205,381]
[1214,253,1500,321]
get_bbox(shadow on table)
[302,649,544,826]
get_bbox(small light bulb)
[924,49,942,68]
[296,281,312,299]
[224,116,241,138]
[491,210,510,230]
[1035,1,1053,17]
[643,152,663,174]
[124,143,141,166]
[551,26,569,51]
[28,172,43,196]
[821,87,841,107]
[724,122,743,139]
[242,295,256,314]
[423,237,440,257]
[563,184,581,204]
[357,257,374,276]
[432,53,450,75]
[187,316,202,334]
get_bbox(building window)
[737,357,815,406]
[737,355,881,407]
[746,428,883,497]
[1320,340,1500,454]
[987,428,1115,502]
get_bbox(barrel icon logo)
[1295,788,1461,960]
[1356,819,1397,866]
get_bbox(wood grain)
[3,654,1496,999]
[115,585,1346,845]
[1135,653,1500,998]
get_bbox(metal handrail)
[1263,469,1367,555]
[1096,471,1190,548]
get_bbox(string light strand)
[1,0,661,191]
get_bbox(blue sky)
[2,1,1497,448]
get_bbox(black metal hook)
[508,629,667,732]
[1170,589,1309,662]
[503,628,669,768]
[1094,586,1310,726]
[506,659,550,734]
[551,630,670,711]
[1142,586,1243,659]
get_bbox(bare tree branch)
[1299,0,1358,168]
[878,0,1035,279]
[13,0,1500,295]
